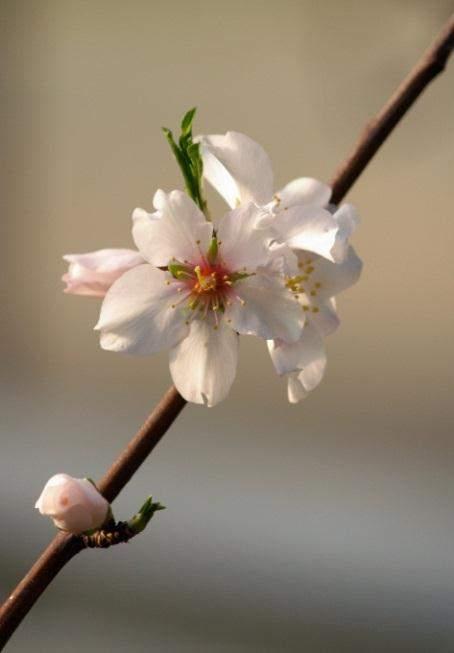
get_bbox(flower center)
[193,265,224,294]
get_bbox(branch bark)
[1,14,453,650]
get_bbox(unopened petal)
[62,249,144,297]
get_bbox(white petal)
[267,322,325,376]
[198,147,241,209]
[275,177,331,210]
[309,298,340,337]
[287,373,309,403]
[198,131,274,207]
[169,320,238,406]
[217,202,273,272]
[132,190,212,267]
[225,272,304,343]
[330,203,360,263]
[95,264,189,355]
[274,205,340,261]
[284,330,327,404]
[35,473,71,512]
[312,246,363,300]
[267,242,299,277]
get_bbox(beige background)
[1,1,454,651]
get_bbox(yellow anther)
[303,305,310,311]
[315,282,322,288]
[312,307,319,313]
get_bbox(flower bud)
[35,474,110,534]
[62,249,144,297]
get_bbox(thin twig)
[330,15,454,204]
[1,15,453,650]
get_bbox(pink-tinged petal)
[267,322,325,376]
[169,320,239,407]
[35,474,109,534]
[132,190,213,267]
[275,177,332,210]
[62,249,144,297]
[217,202,273,272]
[197,131,274,208]
[274,205,340,261]
[95,264,189,355]
[224,272,304,343]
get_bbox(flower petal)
[95,264,189,355]
[275,177,332,210]
[330,203,360,263]
[198,131,274,208]
[132,190,212,267]
[169,320,239,406]
[287,373,309,403]
[311,247,363,301]
[225,272,304,343]
[309,298,340,337]
[62,249,144,297]
[267,322,325,376]
[217,202,273,272]
[274,205,340,261]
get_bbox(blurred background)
[1,1,454,651]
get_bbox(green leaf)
[127,496,166,535]
[181,107,197,137]
[162,108,209,218]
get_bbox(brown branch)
[1,14,453,650]
[0,387,186,649]
[330,15,454,204]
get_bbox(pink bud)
[62,249,144,297]
[35,474,110,534]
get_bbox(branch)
[330,15,454,204]
[1,15,453,650]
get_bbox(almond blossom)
[95,190,305,406]
[36,474,110,534]
[197,130,362,402]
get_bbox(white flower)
[198,131,362,402]
[95,190,305,406]
[35,474,110,534]
[63,249,144,297]
[197,131,359,264]
[268,246,362,401]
